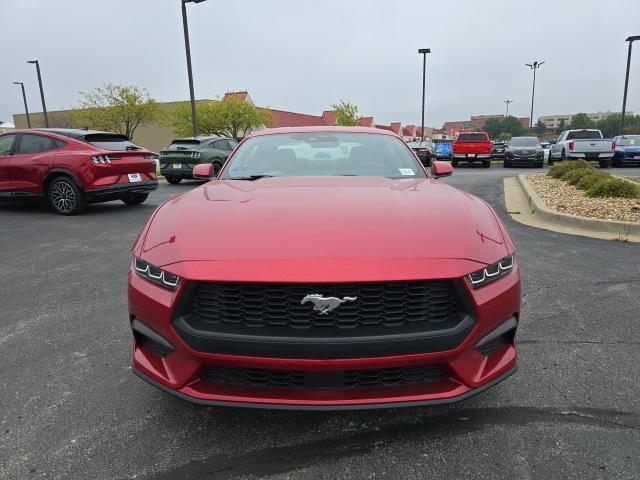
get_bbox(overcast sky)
[1,0,639,128]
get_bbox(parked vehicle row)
[406,140,433,166]
[0,128,158,214]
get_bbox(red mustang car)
[129,126,520,410]
[0,129,157,214]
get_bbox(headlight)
[134,257,180,290]
[468,255,514,288]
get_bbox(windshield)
[221,132,426,180]
[566,130,602,140]
[83,134,140,151]
[616,136,640,146]
[165,140,201,150]
[509,137,540,147]
[457,133,488,142]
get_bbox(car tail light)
[568,140,575,151]
[612,141,616,150]
[143,153,156,159]
[190,152,201,159]
[90,154,120,164]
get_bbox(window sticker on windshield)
[398,168,415,176]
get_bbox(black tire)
[535,161,544,168]
[121,193,149,206]
[548,158,554,166]
[598,160,610,169]
[165,176,182,184]
[451,159,459,167]
[612,157,620,167]
[482,161,491,168]
[561,150,567,161]
[48,176,85,215]
[503,160,511,168]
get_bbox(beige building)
[538,111,631,130]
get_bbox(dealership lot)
[1,167,639,480]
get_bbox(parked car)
[504,137,544,168]
[612,135,640,167]
[433,140,453,160]
[407,140,432,166]
[452,132,493,167]
[129,126,520,410]
[548,129,614,168]
[0,129,157,215]
[491,141,507,159]
[159,136,238,184]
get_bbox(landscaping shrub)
[560,167,596,185]
[585,177,640,199]
[575,172,610,190]
[547,160,593,179]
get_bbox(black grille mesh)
[187,280,460,331]
[201,364,446,389]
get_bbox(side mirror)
[192,163,215,180]
[550,140,556,145]
[431,161,453,178]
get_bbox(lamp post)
[13,82,31,128]
[503,99,513,117]
[418,48,431,142]
[27,60,48,128]
[621,35,640,135]
[525,61,544,135]
[181,0,207,138]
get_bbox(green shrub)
[560,167,596,185]
[547,160,593,179]
[575,172,609,190]
[585,177,640,199]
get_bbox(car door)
[0,133,18,192]
[551,132,564,158]
[8,133,58,193]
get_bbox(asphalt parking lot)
[1,166,639,480]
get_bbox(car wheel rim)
[51,182,76,212]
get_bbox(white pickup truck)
[548,129,614,168]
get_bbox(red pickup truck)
[452,132,493,168]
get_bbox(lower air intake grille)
[201,364,446,389]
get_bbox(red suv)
[0,129,158,214]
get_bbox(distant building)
[538,111,631,130]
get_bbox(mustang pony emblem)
[301,294,357,315]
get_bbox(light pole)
[13,82,31,128]
[418,48,430,142]
[27,60,48,128]
[525,61,544,135]
[181,0,207,138]
[503,99,513,117]
[621,35,640,135]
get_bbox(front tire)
[48,177,85,215]
[482,160,491,168]
[121,193,149,206]
[451,159,459,167]
[165,176,182,184]
[598,160,611,169]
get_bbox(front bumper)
[613,151,640,163]
[128,265,520,409]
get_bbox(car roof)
[249,126,398,138]
[171,136,227,142]
[30,128,128,139]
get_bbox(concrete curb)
[517,173,640,240]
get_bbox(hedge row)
[547,161,640,199]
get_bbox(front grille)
[184,280,461,332]
[201,364,446,389]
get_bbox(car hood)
[510,146,541,150]
[140,176,510,269]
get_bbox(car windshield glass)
[166,140,201,150]
[457,133,487,142]
[83,134,140,151]
[509,137,540,147]
[221,132,426,179]
[566,130,602,140]
[617,136,640,146]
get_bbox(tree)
[568,113,594,130]
[498,132,512,141]
[557,118,566,133]
[483,115,525,139]
[534,119,546,136]
[168,96,273,140]
[70,83,159,139]
[331,100,359,126]
[482,118,503,139]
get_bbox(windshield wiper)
[226,175,275,181]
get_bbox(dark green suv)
[159,136,238,184]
